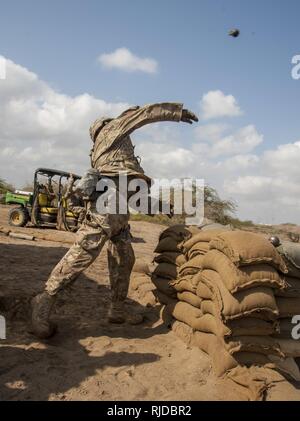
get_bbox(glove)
[181,109,199,124]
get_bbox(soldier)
[63,173,86,225]
[30,102,198,339]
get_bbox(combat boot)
[29,292,57,339]
[107,302,144,325]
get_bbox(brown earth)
[0,204,300,401]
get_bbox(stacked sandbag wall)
[153,227,300,384]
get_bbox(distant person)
[63,173,86,224]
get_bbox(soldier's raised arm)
[104,102,198,142]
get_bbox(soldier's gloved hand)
[181,109,199,124]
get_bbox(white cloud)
[98,48,158,74]
[137,142,196,179]
[194,123,229,142]
[210,125,263,157]
[137,121,300,224]
[225,176,273,196]
[221,154,259,170]
[1,60,299,224]
[263,141,300,176]
[0,56,6,80]
[200,90,242,120]
[222,141,300,223]
[193,124,263,158]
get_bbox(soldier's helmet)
[89,117,113,142]
[269,235,281,248]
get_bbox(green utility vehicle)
[5,168,81,230]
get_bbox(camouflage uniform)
[64,176,86,224]
[90,102,183,180]
[45,103,183,298]
[30,103,199,337]
[45,209,134,303]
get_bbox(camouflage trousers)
[45,210,135,303]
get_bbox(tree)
[165,183,237,225]
[204,185,237,225]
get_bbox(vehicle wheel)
[8,207,29,227]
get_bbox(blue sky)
[1,0,300,223]
[1,0,300,147]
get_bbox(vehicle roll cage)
[33,168,81,202]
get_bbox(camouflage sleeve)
[107,102,183,142]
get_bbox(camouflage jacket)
[90,102,183,181]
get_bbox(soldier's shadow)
[0,342,160,401]
[53,274,169,341]
[0,275,166,401]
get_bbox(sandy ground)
[1,204,300,401]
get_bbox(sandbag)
[158,224,201,242]
[275,276,300,298]
[228,318,279,337]
[151,275,177,297]
[154,290,177,306]
[226,365,286,401]
[267,355,300,382]
[202,249,286,293]
[187,312,277,337]
[132,260,150,275]
[228,336,300,360]
[188,330,284,372]
[167,301,203,330]
[187,242,210,259]
[199,269,279,321]
[196,282,212,299]
[235,353,300,382]
[225,336,284,358]
[171,321,297,386]
[152,262,178,280]
[154,237,182,253]
[170,275,200,293]
[209,231,287,273]
[167,301,278,337]
[276,339,300,357]
[276,297,300,317]
[182,230,226,253]
[171,320,238,377]
[235,352,270,366]
[177,291,202,308]
[178,255,204,277]
[273,318,295,339]
[277,241,300,278]
[154,252,187,267]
